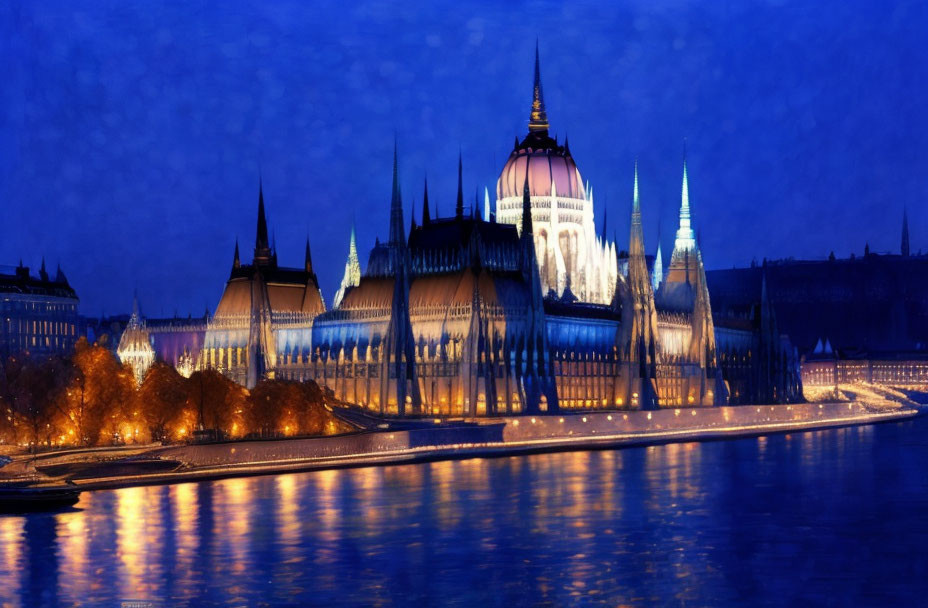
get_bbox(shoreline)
[7,401,917,494]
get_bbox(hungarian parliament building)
[118,50,803,416]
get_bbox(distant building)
[0,259,79,357]
[708,210,926,390]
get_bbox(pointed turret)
[528,41,549,134]
[304,237,314,274]
[455,152,464,218]
[674,145,696,253]
[54,262,67,284]
[39,257,48,281]
[389,141,405,246]
[902,206,911,257]
[652,221,664,293]
[233,239,241,269]
[630,161,644,258]
[601,206,608,245]
[624,159,660,410]
[255,177,272,262]
[521,168,534,238]
[334,225,361,308]
[131,289,141,322]
[484,187,491,222]
[422,178,431,225]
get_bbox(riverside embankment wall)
[496,401,878,442]
[155,401,895,469]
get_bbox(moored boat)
[0,483,81,512]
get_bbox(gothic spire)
[131,289,141,321]
[601,205,608,245]
[422,177,431,225]
[389,140,405,245]
[484,187,491,222]
[528,41,549,134]
[902,206,911,257]
[233,239,241,269]
[456,152,464,218]
[334,225,361,308]
[630,160,644,258]
[521,167,533,237]
[674,143,696,252]
[255,177,271,259]
[304,237,314,273]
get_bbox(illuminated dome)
[497,133,585,200]
[494,45,616,306]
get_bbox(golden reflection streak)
[56,504,88,600]
[215,478,251,578]
[170,482,199,602]
[0,516,24,607]
[115,486,162,600]
[311,469,341,577]
[353,466,384,533]
[277,474,300,548]
[429,461,460,530]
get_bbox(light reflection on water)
[1,418,927,606]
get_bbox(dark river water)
[2,416,927,607]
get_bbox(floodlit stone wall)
[158,402,886,469]
[498,402,877,442]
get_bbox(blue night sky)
[1,0,926,317]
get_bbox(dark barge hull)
[0,487,81,512]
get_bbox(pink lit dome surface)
[497,139,585,201]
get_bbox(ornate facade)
[136,49,800,415]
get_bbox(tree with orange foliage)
[246,378,350,438]
[186,369,245,437]
[5,355,69,451]
[135,362,188,442]
[61,337,135,445]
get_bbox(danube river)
[2,416,927,606]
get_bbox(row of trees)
[0,337,352,451]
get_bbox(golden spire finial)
[528,41,549,133]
